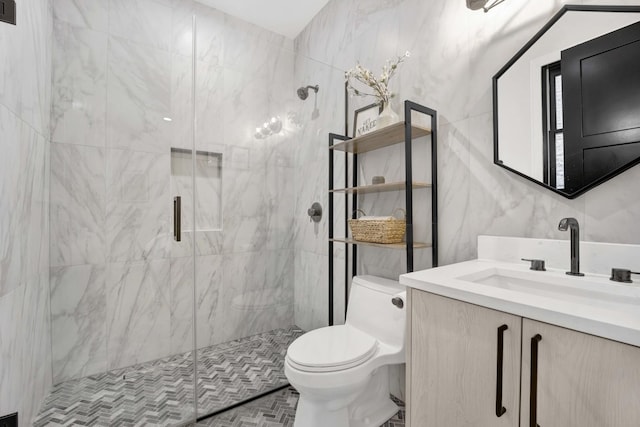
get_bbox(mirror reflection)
[494,6,640,198]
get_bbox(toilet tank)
[346,275,406,350]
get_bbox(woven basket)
[348,208,406,244]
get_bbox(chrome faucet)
[558,217,584,276]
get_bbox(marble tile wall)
[50,0,296,384]
[0,0,53,423]
[292,0,640,400]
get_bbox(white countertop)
[401,259,640,348]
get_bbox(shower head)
[466,0,507,12]
[297,85,319,100]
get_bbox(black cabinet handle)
[530,334,542,427]
[495,324,508,417]
[173,196,181,242]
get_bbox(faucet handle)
[522,258,546,271]
[610,268,640,283]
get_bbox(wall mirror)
[493,5,640,199]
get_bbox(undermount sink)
[457,267,640,314]
[400,236,640,347]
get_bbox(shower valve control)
[308,202,322,223]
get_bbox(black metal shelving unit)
[328,100,438,326]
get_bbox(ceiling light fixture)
[466,0,507,13]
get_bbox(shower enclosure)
[38,0,344,424]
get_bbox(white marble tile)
[194,151,223,231]
[194,3,225,64]
[21,129,49,280]
[0,285,24,417]
[51,21,107,147]
[50,264,107,383]
[467,0,574,117]
[170,252,224,352]
[401,2,471,124]
[0,105,49,296]
[195,230,224,256]
[171,150,196,234]
[169,53,194,152]
[169,256,194,354]
[0,0,52,422]
[0,0,53,136]
[195,60,225,151]
[266,249,295,305]
[194,255,223,349]
[265,164,295,251]
[465,110,585,257]
[214,251,292,343]
[296,0,403,72]
[221,69,270,148]
[222,167,269,253]
[40,139,51,275]
[437,119,474,265]
[294,251,328,332]
[106,149,171,262]
[108,0,172,51]
[20,272,51,425]
[467,113,539,248]
[50,143,106,267]
[223,12,289,57]
[169,0,195,57]
[53,0,108,32]
[106,259,171,369]
[294,159,328,256]
[0,106,25,298]
[106,37,172,154]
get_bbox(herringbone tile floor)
[197,387,405,427]
[34,327,304,426]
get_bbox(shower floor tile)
[34,327,304,426]
[195,386,406,427]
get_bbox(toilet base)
[292,366,399,427]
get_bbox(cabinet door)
[521,319,640,427]
[409,290,521,427]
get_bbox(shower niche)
[171,148,223,236]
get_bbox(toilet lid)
[287,325,377,372]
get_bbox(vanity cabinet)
[408,289,640,427]
[520,319,640,427]
[407,290,521,427]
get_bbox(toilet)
[285,275,406,427]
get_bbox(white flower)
[345,51,410,105]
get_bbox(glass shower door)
[190,7,302,419]
[43,1,199,425]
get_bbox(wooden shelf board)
[330,123,431,154]
[330,238,431,249]
[330,181,431,194]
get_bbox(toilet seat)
[286,325,378,373]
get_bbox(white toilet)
[285,275,406,427]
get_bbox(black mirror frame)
[492,4,640,199]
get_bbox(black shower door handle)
[174,196,181,242]
[495,324,508,417]
[530,334,542,427]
